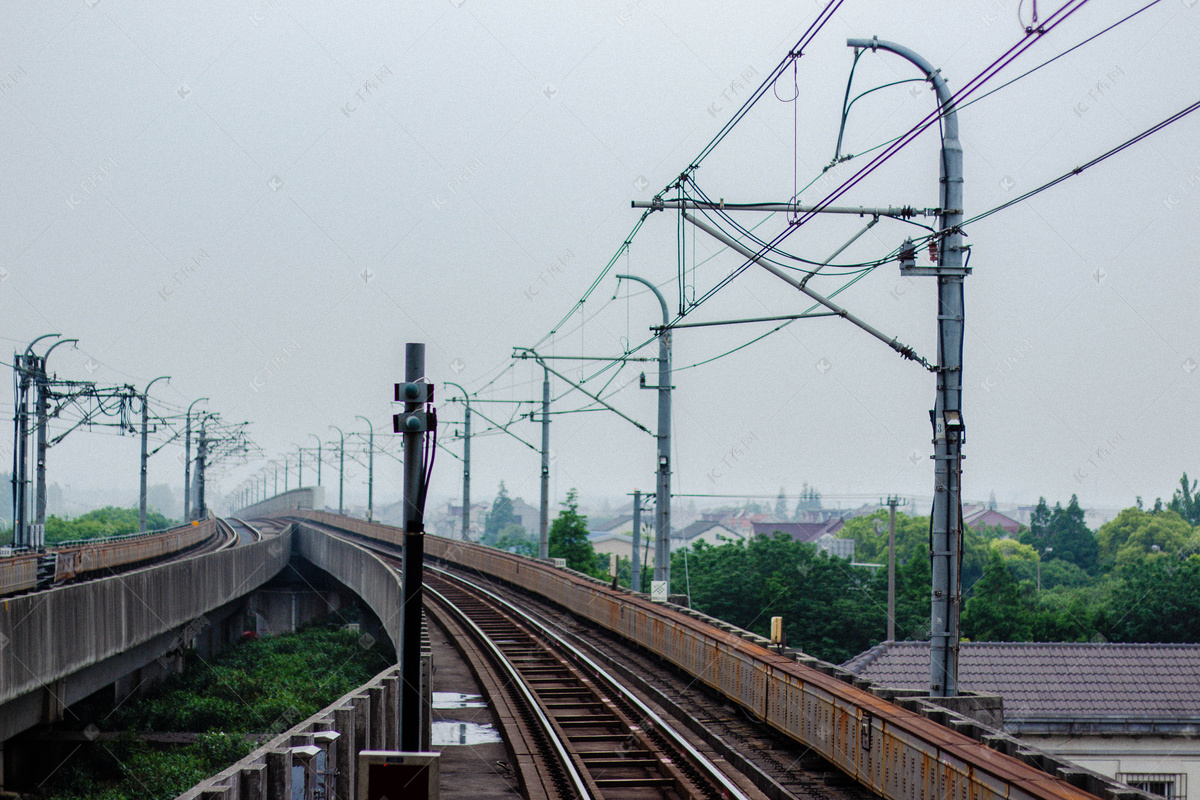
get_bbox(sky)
[1,0,1197,521]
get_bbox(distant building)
[510,497,540,532]
[962,505,1022,534]
[750,520,855,560]
[842,641,1200,800]
[588,529,653,566]
[671,520,744,551]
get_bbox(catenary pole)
[356,415,375,521]
[539,364,550,559]
[617,274,672,588]
[847,36,966,697]
[445,382,471,540]
[34,338,76,546]
[330,425,345,514]
[631,489,642,592]
[183,398,208,521]
[139,376,170,532]
[310,433,322,487]
[887,495,899,642]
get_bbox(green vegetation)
[482,481,518,542]
[113,625,392,734]
[549,489,600,576]
[47,506,177,544]
[653,475,1200,664]
[43,622,393,800]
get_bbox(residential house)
[750,519,855,559]
[841,640,1200,800]
[671,520,744,551]
[962,505,1023,535]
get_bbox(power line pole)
[196,419,208,520]
[619,274,672,589]
[848,37,967,697]
[330,425,345,514]
[356,415,374,521]
[539,364,550,559]
[445,383,471,540]
[139,375,170,533]
[887,495,899,642]
[310,433,322,487]
[631,489,643,592]
[183,398,207,522]
[33,338,76,546]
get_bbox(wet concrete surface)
[429,619,522,799]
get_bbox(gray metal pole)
[848,37,966,697]
[183,398,207,522]
[34,357,48,543]
[617,274,671,588]
[139,376,169,533]
[399,342,429,751]
[356,415,375,521]
[329,426,344,514]
[539,365,550,560]
[310,434,322,487]
[631,489,642,593]
[297,446,303,488]
[33,338,75,545]
[196,420,207,519]
[445,383,471,541]
[284,456,289,492]
[14,358,31,547]
[888,495,898,642]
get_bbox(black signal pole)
[395,343,434,751]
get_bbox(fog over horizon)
[2,1,1197,527]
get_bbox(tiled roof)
[674,520,730,540]
[840,641,1200,721]
[751,520,842,543]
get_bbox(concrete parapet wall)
[292,523,401,653]
[177,631,430,800]
[237,487,326,519]
[0,533,292,730]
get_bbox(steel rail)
[430,564,754,800]
[424,583,594,799]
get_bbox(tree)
[549,489,597,574]
[1107,556,1200,642]
[774,488,788,519]
[1097,507,1194,566]
[1169,472,1200,526]
[961,551,1032,641]
[1045,495,1099,573]
[793,483,822,519]
[483,482,517,543]
[494,523,535,557]
[44,506,175,544]
[1028,497,1051,542]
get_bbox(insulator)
[928,240,939,264]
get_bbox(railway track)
[296,515,865,800]
[425,565,761,800]
[431,563,874,800]
[295,516,763,799]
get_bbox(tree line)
[477,474,1200,665]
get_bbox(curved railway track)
[293,516,776,800]
[0,517,244,597]
[425,566,759,800]
[286,511,1126,800]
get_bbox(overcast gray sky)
[2,1,1197,519]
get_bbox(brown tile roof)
[751,520,843,543]
[841,641,1200,723]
